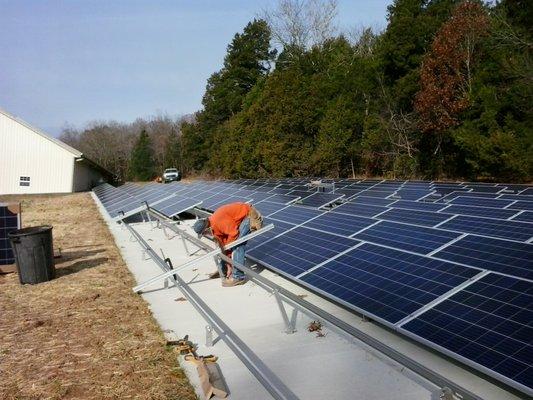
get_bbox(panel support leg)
[273,290,297,334]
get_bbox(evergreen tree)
[129,130,156,181]
[181,19,274,174]
[163,129,182,171]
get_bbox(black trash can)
[8,225,55,284]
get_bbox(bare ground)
[0,193,197,400]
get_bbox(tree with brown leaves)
[415,1,490,137]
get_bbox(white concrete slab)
[93,194,521,400]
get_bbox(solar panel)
[432,235,533,279]
[302,212,376,237]
[268,206,324,225]
[497,194,533,201]
[0,203,21,265]
[247,218,295,250]
[358,189,395,198]
[353,221,461,255]
[511,211,533,223]
[253,200,289,217]
[151,197,202,218]
[437,215,533,242]
[438,191,496,202]
[377,208,453,227]
[201,195,250,211]
[332,202,388,217]
[248,226,358,277]
[352,196,396,207]
[441,205,518,220]
[519,188,533,196]
[507,200,533,211]
[450,196,513,209]
[389,200,448,212]
[261,194,299,205]
[402,273,533,394]
[393,189,434,201]
[300,192,344,208]
[299,243,479,324]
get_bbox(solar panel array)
[0,203,21,265]
[93,178,533,395]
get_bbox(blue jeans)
[217,218,250,280]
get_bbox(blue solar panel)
[353,221,460,255]
[450,196,513,208]
[438,191,497,202]
[433,235,533,280]
[0,203,20,265]
[268,206,324,225]
[511,211,533,223]
[332,202,388,217]
[262,194,299,205]
[498,194,533,201]
[253,200,288,217]
[202,195,249,211]
[390,200,448,212]
[302,212,376,237]
[247,226,358,277]
[300,192,344,208]
[393,189,434,201]
[442,205,518,220]
[152,197,201,218]
[438,215,533,242]
[247,218,295,251]
[402,273,533,394]
[519,188,533,196]
[352,196,395,206]
[507,200,533,211]
[358,189,395,198]
[378,208,453,227]
[299,243,479,324]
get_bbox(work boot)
[222,278,246,287]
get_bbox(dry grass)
[0,193,197,400]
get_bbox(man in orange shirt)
[193,202,263,286]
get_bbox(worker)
[192,202,263,287]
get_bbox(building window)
[19,176,30,187]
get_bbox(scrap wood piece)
[187,356,228,399]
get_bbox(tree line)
[61,0,532,182]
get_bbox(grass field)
[0,193,197,400]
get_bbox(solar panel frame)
[440,204,519,220]
[302,212,376,237]
[401,273,533,395]
[247,226,359,277]
[332,202,389,218]
[298,243,480,324]
[300,192,345,208]
[450,196,514,209]
[353,221,461,255]
[437,215,533,242]
[0,203,21,266]
[432,235,533,280]
[377,208,454,228]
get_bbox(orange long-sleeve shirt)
[208,202,251,247]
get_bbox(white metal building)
[0,107,112,194]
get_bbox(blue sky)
[1,0,392,136]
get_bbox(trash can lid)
[8,225,53,237]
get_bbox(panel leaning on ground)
[93,178,533,399]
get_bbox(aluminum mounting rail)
[124,222,299,400]
[132,223,274,292]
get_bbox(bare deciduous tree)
[262,0,338,50]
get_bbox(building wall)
[72,160,105,192]
[0,112,75,194]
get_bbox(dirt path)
[0,193,197,400]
